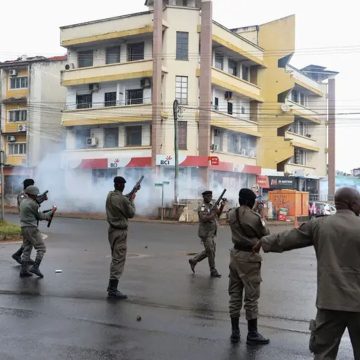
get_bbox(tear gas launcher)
[210,189,227,211]
[126,176,144,199]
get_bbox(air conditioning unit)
[140,77,151,88]
[64,63,75,70]
[225,91,233,100]
[89,83,99,92]
[17,124,27,132]
[7,135,16,142]
[280,103,291,112]
[86,137,98,147]
[9,69,17,77]
[210,144,218,151]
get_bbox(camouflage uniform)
[190,201,219,274]
[106,190,135,281]
[227,205,269,320]
[19,196,52,277]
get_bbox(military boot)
[12,246,24,265]
[107,279,127,300]
[246,319,270,345]
[19,261,33,278]
[210,268,221,278]
[230,317,240,343]
[29,259,44,278]
[188,259,196,273]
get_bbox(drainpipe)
[198,0,212,186]
[151,0,163,168]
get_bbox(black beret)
[239,188,256,201]
[114,176,126,184]
[202,190,212,196]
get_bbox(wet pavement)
[0,215,355,360]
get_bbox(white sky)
[0,0,358,172]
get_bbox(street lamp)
[155,180,170,220]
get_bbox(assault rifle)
[36,190,48,205]
[126,176,144,199]
[210,189,227,211]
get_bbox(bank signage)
[268,176,295,189]
[156,155,175,166]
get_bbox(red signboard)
[208,156,219,166]
[256,175,270,188]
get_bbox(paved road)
[0,215,354,360]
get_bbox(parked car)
[309,201,336,218]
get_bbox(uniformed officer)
[105,176,136,299]
[188,190,225,278]
[227,188,270,345]
[12,178,35,264]
[19,185,55,278]
[253,187,360,359]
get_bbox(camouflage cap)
[25,185,40,196]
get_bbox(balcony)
[212,22,264,66]
[60,12,153,47]
[286,100,321,124]
[3,122,28,134]
[285,131,320,152]
[61,60,154,86]
[6,155,26,166]
[62,103,152,127]
[286,65,323,96]
[210,67,263,102]
[210,111,260,137]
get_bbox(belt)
[233,243,253,252]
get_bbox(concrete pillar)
[151,0,163,167]
[327,77,336,201]
[198,0,212,186]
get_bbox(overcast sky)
[0,0,358,172]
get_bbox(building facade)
[59,0,336,199]
[0,55,67,197]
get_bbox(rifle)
[126,176,144,199]
[210,189,227,211]
[47,206,57,228]
[36,190,48,205]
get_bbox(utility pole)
[327,77,336,202]
[173,99,179,203]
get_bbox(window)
[291,90,299,103]
[178,121,187,150]
[294,148,307,165]
[228,133,240,153]
[126,89,143,105]
[126,126,142,146]
[104,128,119,148]
[76,94,92,109]
[78,50,93,68]
[175,76,188,105]
[176,32,189,60]
[227,101,233,115]
[75,128,91,149]
[228,59,237,76]
[214,97,219,110]
[9,110,27,122]
[10,77,28,89]
[8,143,26,155]
[127,43,144,61]
[106,46,120,64]
[104,92,117,107]
[242,65,249,81]
[213,128,223,151]
[215,53,224,70]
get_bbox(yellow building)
[0,56,67,197]
[59,0,336,198]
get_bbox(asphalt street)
[0,215,355,360]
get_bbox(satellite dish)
[281,103,290,112]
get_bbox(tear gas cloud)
[32,153,242,216]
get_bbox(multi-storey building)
[0,55,67,197]
[59,0,336,199]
